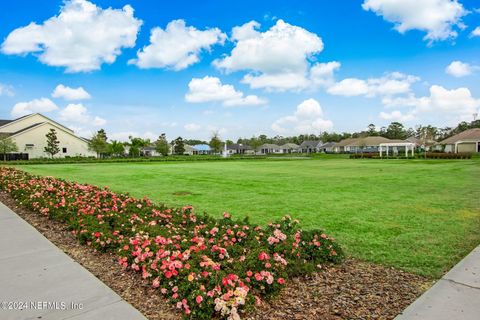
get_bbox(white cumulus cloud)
[445,60,475,77]
[185,76,267,107]
[11,98,58,117]
[52,84,91,100]
[129,19,226,70]
[362,0,468,43]
[214,20,335,91]
[381,85,480,122]
[59,103,106,126]
[272,99,333,134]
[327,72,419,97]
[1,0,142,72]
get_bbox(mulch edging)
[0,192,431,320]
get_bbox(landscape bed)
[0,167,345,319]
[15,158,480,278]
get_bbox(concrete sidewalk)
[0,201,147,320]
[396,245,480,320]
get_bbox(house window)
[62,147,67,153]
[25,144,34,149]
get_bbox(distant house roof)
[336,136,403,147]
[438,128,480,145]
[300,140,322,148]
[258,143,281,149]
[227,143,251,150]
[321,142,336,148]
[280,143,300,149]
[192,144,211,151]
[334,138,357,147]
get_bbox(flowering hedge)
[0,167,343,319]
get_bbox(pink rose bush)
[0,167,343,319]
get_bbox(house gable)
[0,113,74,134]
[10,121,87,143]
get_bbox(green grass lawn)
[15,158,480,278]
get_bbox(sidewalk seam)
[442,278,480,290]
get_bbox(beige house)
[437,128,480,153]
[333,136,406,153]
[280,143,301,153]
[0,113,95,159]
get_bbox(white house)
[0,113,95,159]
[257,143,283,154]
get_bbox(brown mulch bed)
[0,192,432,320]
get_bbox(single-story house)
[332,138,357,153]
[140,146,158,157]
[437,128,480,153]
[0,113,95,159]
[257,143,282,154]
[319,142,336,153]
[333,136,406,153]
[183,144,196,155]
[227,143,254,155]
[280,143,300,153]
[300,140,323,153]
[192,144,212,155]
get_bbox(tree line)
[237,120,480,147]
[1,119,478,159]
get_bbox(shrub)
[420,152,472,159]
[0,167,343,320]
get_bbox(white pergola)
[379,142,415,158]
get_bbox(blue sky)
[0,0,479,141]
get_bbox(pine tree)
[209,131,222,154]
[155,133,170,156]
[44,129,60,158]
[173,137,185,155]
[89,129,110,158]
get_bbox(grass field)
[16,158,480,278]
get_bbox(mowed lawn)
[17,158,480,278]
